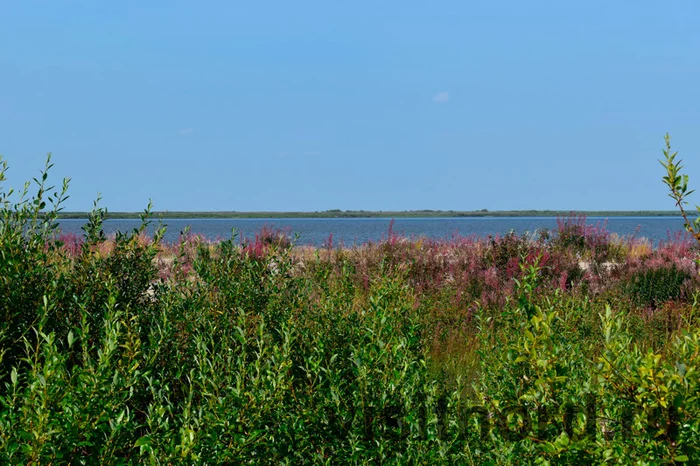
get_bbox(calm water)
[56,217,691,247]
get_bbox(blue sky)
[1,1,699,212]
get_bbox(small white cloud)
[278,150,321,158]
[433,91,450,103]
[179,128,195,135]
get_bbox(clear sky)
[1,1,699,212]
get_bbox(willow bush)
[1,140,700,464]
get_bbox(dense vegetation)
[2,143,700,464]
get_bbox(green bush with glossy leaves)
[1,143,700,464]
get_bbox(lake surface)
[56,217,692,247]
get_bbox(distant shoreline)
[56,210,684,220]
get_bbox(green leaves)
[3,144,700,463]
[660,133,700,246]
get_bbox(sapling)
[660,133,700,247]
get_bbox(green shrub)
[0,155,69,382]
[621,265,692,309]
[1,150,700,463]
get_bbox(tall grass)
[2,154,700,463]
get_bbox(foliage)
[621,264,694,310]
[660,133,700,247]
[1,150,700,463]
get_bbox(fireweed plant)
[0,142,699,464]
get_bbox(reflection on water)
[56,217,690,247]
